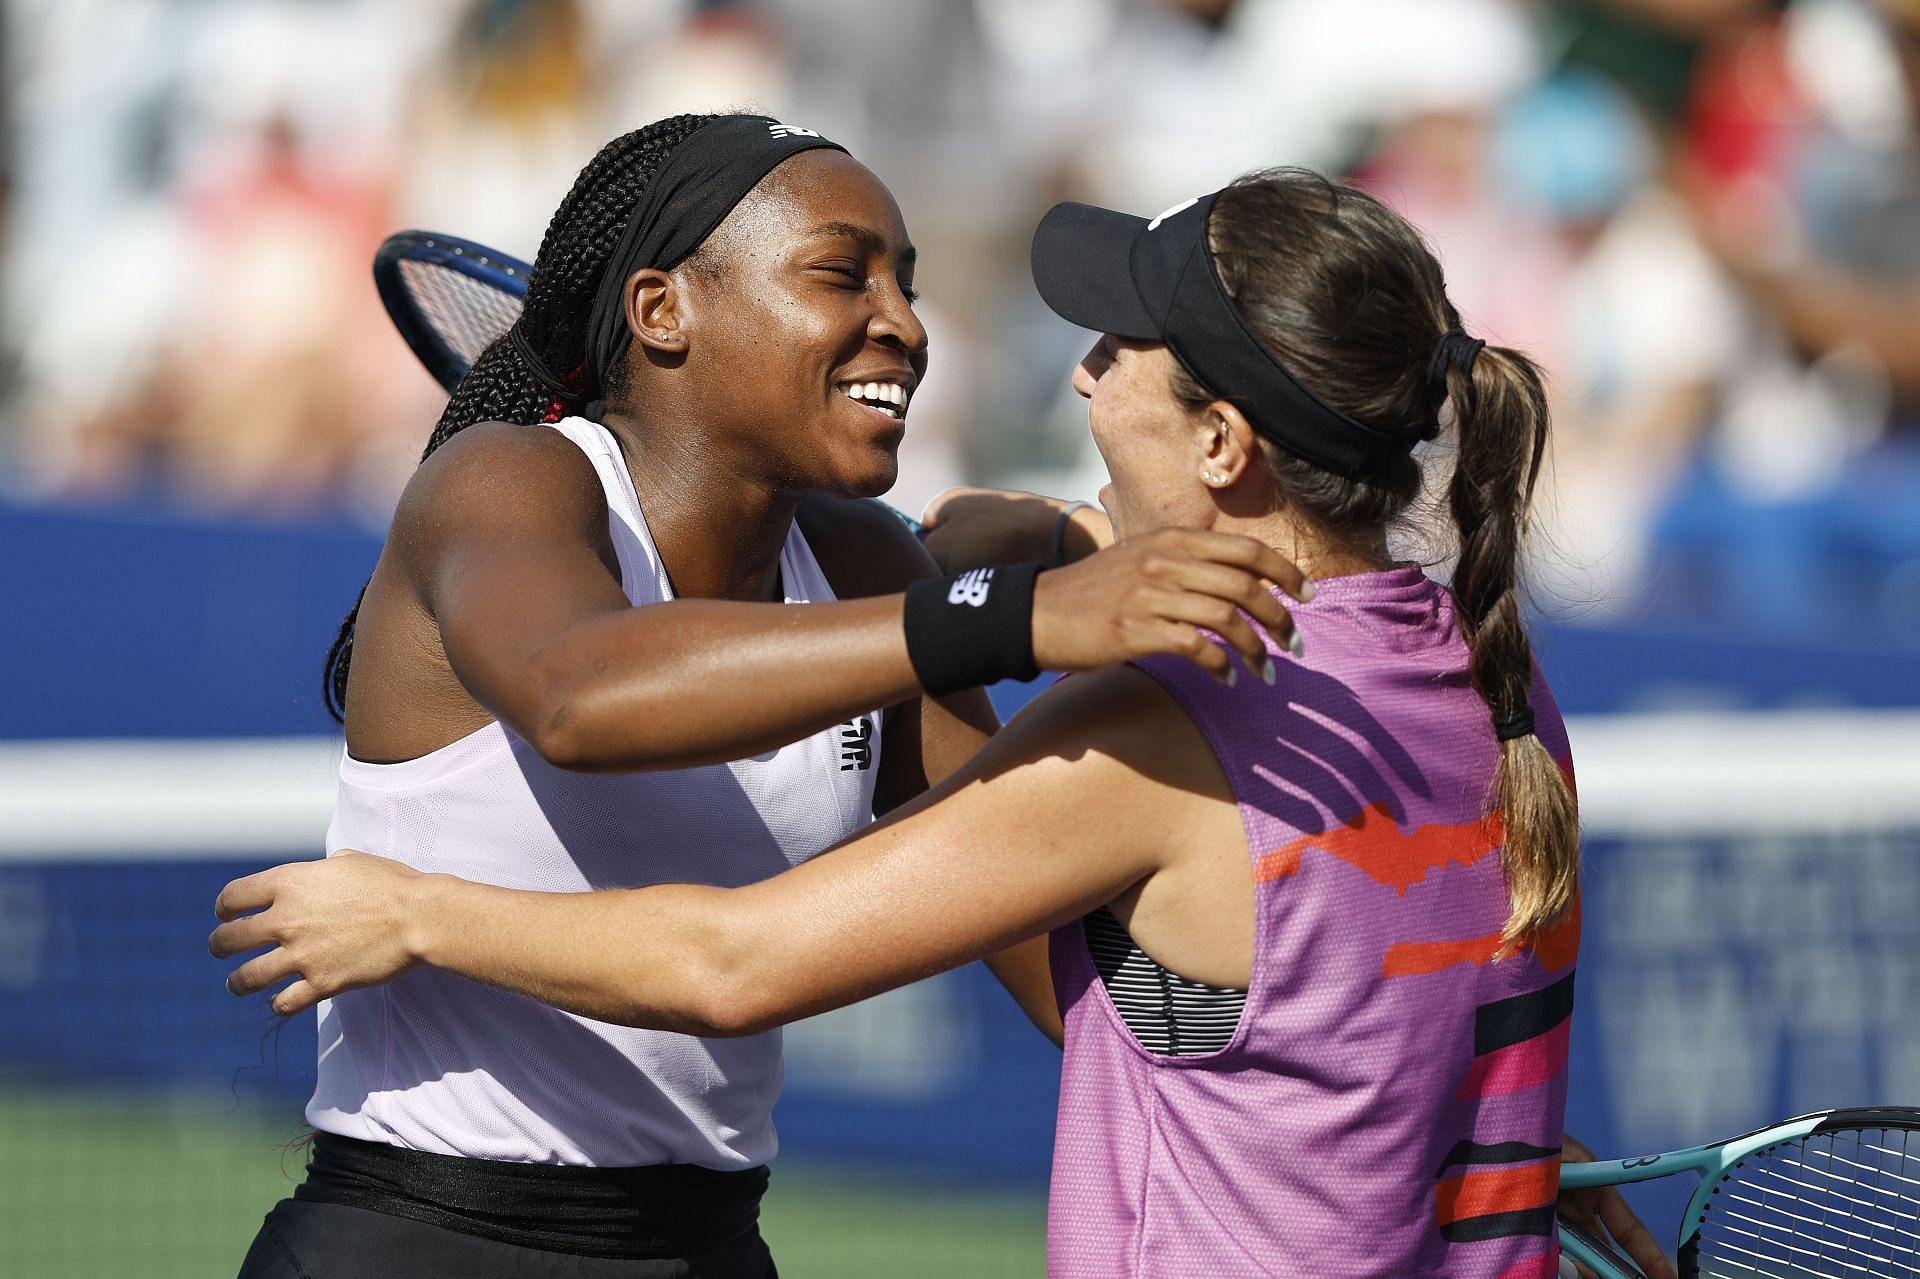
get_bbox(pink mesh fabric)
[1047,565,1577,1278]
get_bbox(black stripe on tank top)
[1083,906,1246,1057]
[1438,1204,1558,1244]
[1433,1140,1562,1178]
[1473,971,1576,1056]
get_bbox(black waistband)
[293,1132,770,1260]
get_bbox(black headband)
[1032,191,1416,480]
[578,115,848,397]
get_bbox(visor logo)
[768,123,822,139]
[1147,197,1199,231]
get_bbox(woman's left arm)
[212,665,1221,1032]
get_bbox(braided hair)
[322,113,722,722]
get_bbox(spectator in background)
[7,0,440,515]
[161,112,424,512]
[24,105,433,514]
[1649,0,1920,635]
[1544,0,1775,127]
[1490,70,1744,610]
[1693,0,1920,428]
[402,0,619,255]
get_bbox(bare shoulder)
[389,422,614,570]
[399,422,607,526]
[795,496,938,600]
[964,664,1228,803]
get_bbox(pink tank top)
[1048,564,1577,1278]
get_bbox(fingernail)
[1226,663,1239,688]
[1301,578,1317,601]
[1260,656,1277,684]
[1288,630,1306,660]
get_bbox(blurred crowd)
[2,0,1917,635]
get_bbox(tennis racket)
[374,231,533,394]
[1558,1107,1920,1278]
[371,229,926,534]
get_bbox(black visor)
[1031,191,1414,480]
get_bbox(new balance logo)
[1147,196,1199,231]
[949,568,994,607]
[768,123,822,139]
[838,718,873,771]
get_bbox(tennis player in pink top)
[215,168,1670,1278]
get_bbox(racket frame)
[372,231,532,393]
[1557,1107,1920,1277]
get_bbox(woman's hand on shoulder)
[794,495,941,598]
[919,487,1111,572]
[1032,529,1312,685]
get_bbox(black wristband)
[903,563,1045,698]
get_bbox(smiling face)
[633,149,926,499]
[1073,335,1220,540]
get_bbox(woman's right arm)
[215,664,1227,1029]
[396,426,1307,772]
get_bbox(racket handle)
[1557,1216,1648,1279]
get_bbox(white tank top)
[308,417,882,1168]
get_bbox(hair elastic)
[1493,704,1536,743]
[509,326,582,402]
[1427,323,1487,395]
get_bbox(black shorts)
[236,1133,776,1279]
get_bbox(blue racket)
[1558,1107,1920,1278]
[374,231,533,395]
[372,229,925,535]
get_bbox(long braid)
[323,113,722,722]
[1443,345,1578,951]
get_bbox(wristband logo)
[948,568,994,607]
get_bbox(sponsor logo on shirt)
[839,718,874,771]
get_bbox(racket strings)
[1697,1126,1920,1279]
[397,259,525,369]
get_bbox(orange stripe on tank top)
[1434,1159,1560,1227]
[1252,802,1504,893]
[1382,897,1582,978]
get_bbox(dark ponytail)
[322,113,722,722]
[1179,167,1578,951]
[1441,344,1578,952]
